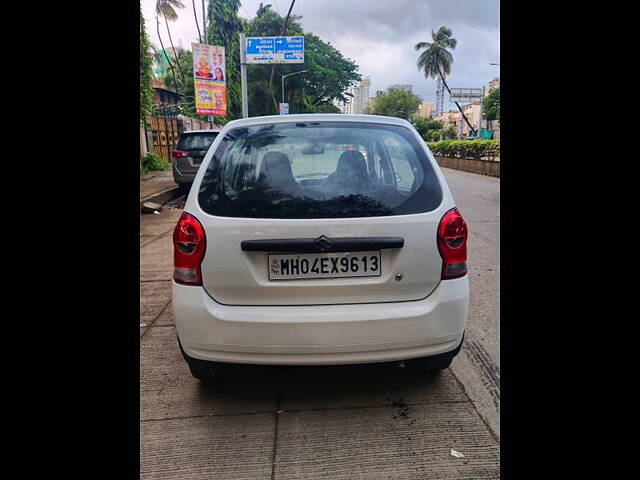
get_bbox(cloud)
[141,0,500,105]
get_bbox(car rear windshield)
[197,122,442,219]
[177,132,219,151]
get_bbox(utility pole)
[478,86,486,137]
[201,0,207,45]
[266,0,297,113]
[281,70,308,106]
[201,0,214,128]
[239,33,248,118]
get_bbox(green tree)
[443,125,457,139]
[366,87,421,120]
[191,0,202,43]
[426,130,441,141]
[483,87,500,122]
[162,49,204,121]
[415,26,476,134]
[156,0,187,93]
[140,5,154,123]
[207,0,245,120]
[245,4,360,116]
[412,116,443,139]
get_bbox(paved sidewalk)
[140,169,177,201]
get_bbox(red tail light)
[172,150,188,158]
[173,212,206,285]
[437,208,468,279]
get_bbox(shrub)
[427,140,500,160]
[426,130,441,142]
[412,117,443,140]
[142,152,170,172]
[443,126,458,139]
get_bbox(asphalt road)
[139,167,500,479]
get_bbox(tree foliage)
[155,0,185,21]
[207,0,244,120]
[245,4,360,116]
[140,5,154,123]
[161,49,207,121]
[443,125,458,139]
[483,87,500,122]
[159,2,360,121]
[414,26,476,134]
[426,130,441,141]
[366,87,421,120]
[415,26,457,79]
[412,116,443,139]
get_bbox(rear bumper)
[172,163,197,184]
[173,276,469,365]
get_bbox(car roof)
[222,114,413,129]
[182,129,222,134]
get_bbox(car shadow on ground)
[193,362,458,411]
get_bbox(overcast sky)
[142,0,499,107]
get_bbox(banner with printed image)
[192,43,227,116]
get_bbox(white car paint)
[173,114,469,365]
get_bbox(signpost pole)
[239,33,248,118]
[478,86,486,136]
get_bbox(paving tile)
[141,413,275,480]
[154,301,175,326]
[140,280,172,324]
[141,326,278,421]
[273,402,499,480]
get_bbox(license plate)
[268,251,381,280]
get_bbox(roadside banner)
[192,43,227,116]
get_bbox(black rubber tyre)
[408,333,464,372]
[178,336,220,381]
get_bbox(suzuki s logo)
[314,235,333,252]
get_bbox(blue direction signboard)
[246,36,304,64]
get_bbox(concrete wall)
[434,155,500,178]
[178,115,211,131]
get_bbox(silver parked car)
[172,129,222,190]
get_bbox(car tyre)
[409,333,464,372]
[178,336,219,381]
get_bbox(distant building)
[417,102,435,118]
[334,100,350,114]
[488,77,500,91]
[335,77,371,114]
[352,77,371,114]
[333,86,354,114]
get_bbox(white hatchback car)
[172,114,469,380]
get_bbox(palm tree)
[156,0,186,93]
[415,26,476,135]
[192,0,202,43]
